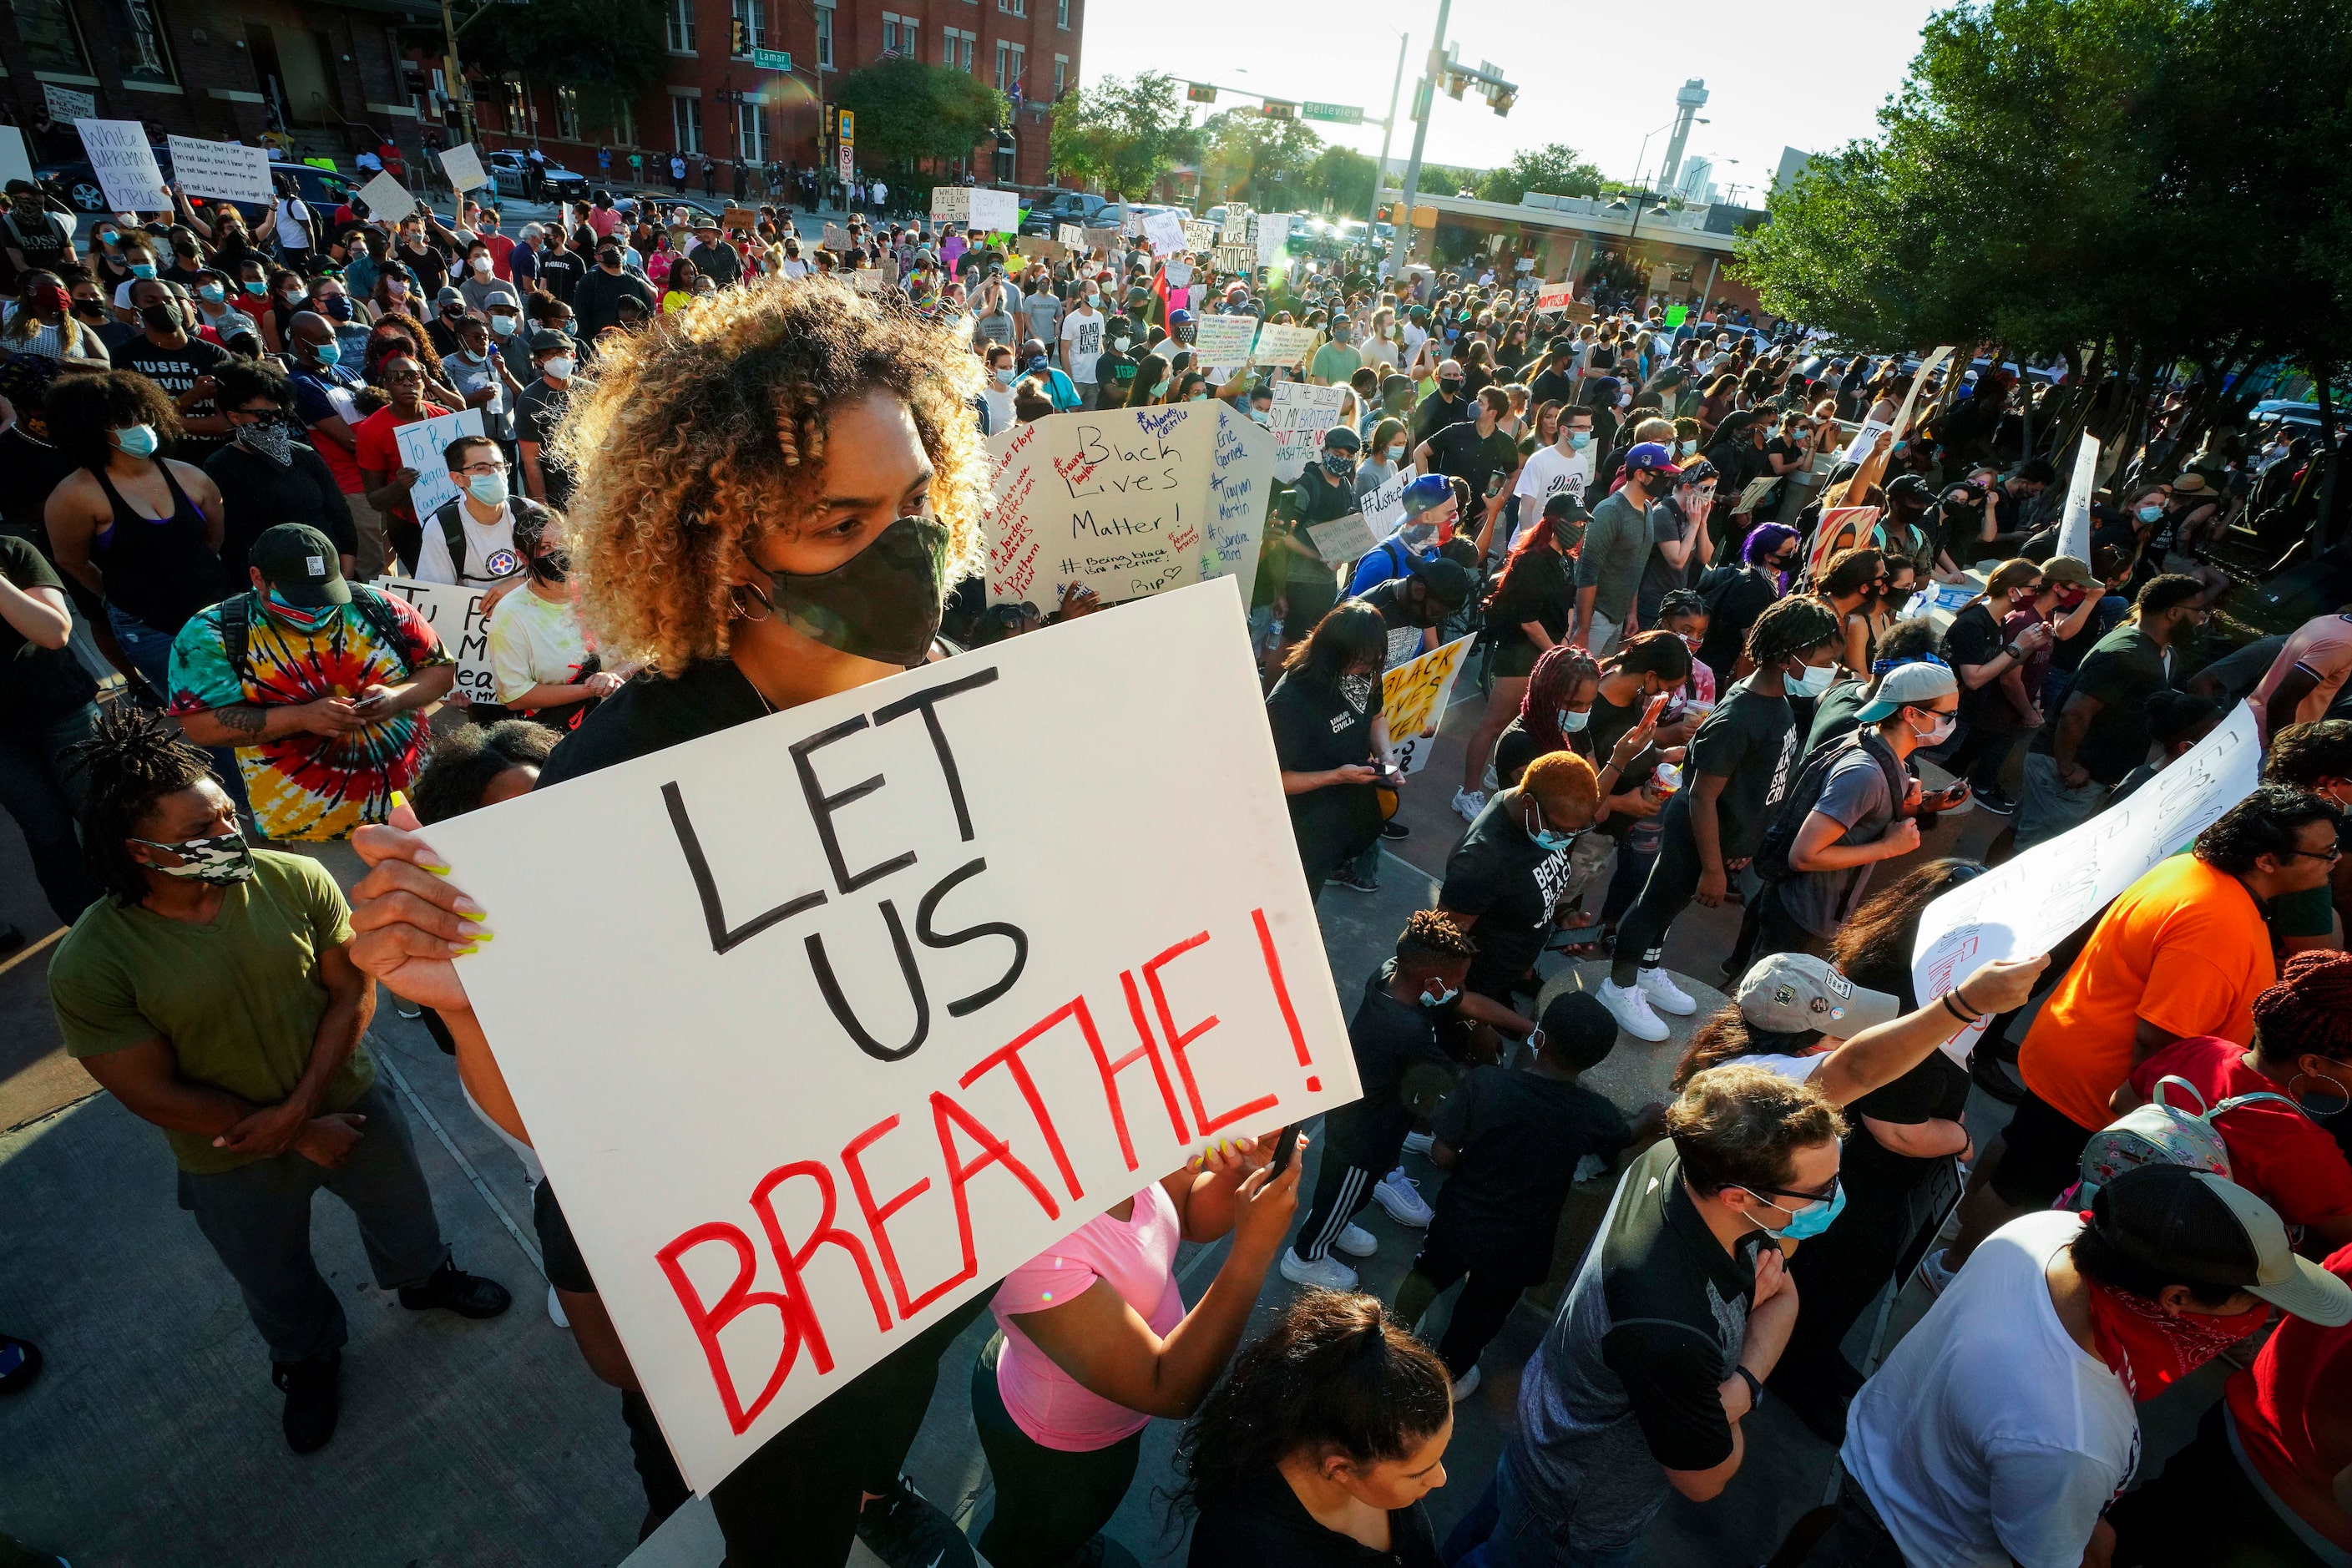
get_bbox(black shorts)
[534,1179,597,1294]
[1989,1087,2097,1208]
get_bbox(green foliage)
[1195,108,1322,206]
[1475,144,1606,205]
[1048,73,1200,198]
[836,56,1010,170]
[1297,145,1378,216]
[463,0,667,99]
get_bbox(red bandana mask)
[2083,1276,2269,1402]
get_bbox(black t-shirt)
[1431,1065,1630,1278]
[1683,676,1798,862]
[539,657,768,787]
[1804,675,1873,759]
[0,534,96,729]
[203,440,358,580]
[1439,790,1573,1002]
[515,379,574,508]
[1586,687,1654,841]
[1488,549,1572,654]
[395,241,450,296]
[1266,669,1380,882]
[1361,577,1434,667]
[110,333,228,460]
[0,427,74,549]
[1424,420,1519,504]
[1935,495,1992,566]
[1695,564,1776,683]
[1412,390,1471,443]
[534,249,584,303]
[1324,961,1454,1168]
[1941,601,2006,723]
[1187,1465,1442,1566]
[1529,367,1580,409]
[1636,498,1696,625]
[1841,1050,1970,1196]
[3,210,73,272]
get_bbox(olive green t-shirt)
[49,849,374,1174]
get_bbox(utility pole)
[1367,33,1407,236]
[439,0,476,146]
[1383,0,1451,281]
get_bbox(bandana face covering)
[239,417,295,467]
[751,514,948,666]
[2083,1273,2268,1402]
[132,830,257,885]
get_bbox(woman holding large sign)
[340,276,997,1565]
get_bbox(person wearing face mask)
[201,360,357,583]
[422,285,472,362]
[567,240,655,341]
[1353,417,1409,498]
[342,276,1018,1568]
[1267,601,1399,902]
[3,179,76,277]
[440,311,523,467]
[1413,386,1520,556]
[185,265,255,344]
[351,352,455,575]
[487,507,626,733]
[46,706,507,1457]
[0,267,109,369]
[1636,460,1718,630]
[1571,441,1682,659]
[413,434,539,594]
[515,330,579,511]
[1347,477,1460,603]
[974,343,1018,434]
[88,219,139,301]
[1932,557,2073,816]
[1270,426,1365,660]
[1310,312,1363,388]
[1413,358,1470,444]
[1510,403,1596,539]
[107,278,231,458]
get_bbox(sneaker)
[1381,820,1411,839]
[1279,1247,1361,1291]
[397,1259,513,1320]
[547,1284,569,1328]
[0,1334,43,1395]
[1597,979,1672,1043]
[1637,966,1698,1017]
[1333,1222,1379,1258]
[1451,1363,1482,1401]
[1973,783,2016,816]
[1919,1247,1960,1299]
[1374,1171,1434,1227]
[854,1475,977,1568]
[272,1349,340,1454]
[1403,1130,1435,1157]
[1453,787,1488,822]
[1330,868,1381,894]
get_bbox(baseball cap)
[1541,492,1591,524]
[1407,555,1473,607]
[1735,953,1902,1036]
[1885,473,1935,504]
[2095,1166,2352,1327]
[1624,440,1683,478]
[1400,473,1454,519]
[2042,554,2098,589]
[1856,660,1960,723]
[529,328,576,355]
[1322,424,1363,452]
[1169,307,1194,326]
[250,524,351,609]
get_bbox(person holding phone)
[1269,603,1401,902]
[970,1130,1304,1567]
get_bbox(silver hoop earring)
[729,579,774,623]
[2289,1074,2349,1119]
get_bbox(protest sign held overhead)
[980,402,1275,608]
[1534,281,1576,312]
[1268,382,1348,483]
[165,136,273,205]
[369,576,497,706]
[1142,210,1186,256]
[1057,223,1085,248]
[1182,220,1218,253]
[930,186,971,225]
[392,407,488,524]
[966,188,1019,234]
[1249,322,1320,370]
[43,82,95,122]
[73,120,169,212]
[421,579,1356,1491]
[0,127,31,191]
[355,169,418,222]
[2056,431,2099,564]
[1383,635,1476,775]
[439,142,488,192]
[1190,313,1258,371]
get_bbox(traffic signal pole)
[1368,33,1407,237]
[1383,0,1452,281]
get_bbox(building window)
[1056,0,1068,25]
[994,40,1024,94]
[942,26,974,72]
[736,99,765,159]
[671,94,703,153]
[1053,54,1067,99]
[730,0,763,53]
[815,1,833,68]
[612,99,636,145]
[502,78,532,134]
[110,0,177,86]
[998,0,1024,13]
[994,133,1014,183]
[665,0,695,53]
[883,11,918,57]
[10,0,91,73]
[554,84,581,140]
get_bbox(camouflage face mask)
[749,514,949,666]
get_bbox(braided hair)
[1745,593,1841,673]
[1520,644,1603,753]
[2252,950,2352,1065]
[66,705,220,905]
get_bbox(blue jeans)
[1444,1463,1643,1568]
[104,599,177,699]
[0,701,104,924]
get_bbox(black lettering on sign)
[916,857,1028,1017]
[873,666,998,842]
[792,714,917,894]
[807,900,930,1061]
[664,781,829,954]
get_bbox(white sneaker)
[1403,1130,1435,1157]
[1638,966,1698,1017]
[1333,1222,1378,1258]
[547,1283,569,1328]
[1453,787,1488,822]
[1451,1364,1482,1400]
[1279,1248,1360,1291]
[1597,979,1672,1042]
[1919,1247,1960,1299]
[1375,1171,1434,1227]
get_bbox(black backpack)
[220,585,412,686]
[430,494,552,582]
[1751,727,1910,886]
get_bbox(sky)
[1077,0,1946,205]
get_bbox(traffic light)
[1262,100,1294,119]
[1444,70,1467,100]
[730,18,746,54]
[1487,84,1516,116]
[1186,82,1216,103]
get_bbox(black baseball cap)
[1322,424,1363,452]
[1541,493,1592,524]
[1407,555,1473,607]
[2095,1165,2352,1325]
[250,524,351,608]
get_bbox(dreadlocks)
[68,705,219,905]
[1746,594,1841,671]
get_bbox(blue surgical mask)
[129,262,156,279]
[113,424,159,459]
[311,340,342,366]
[1756,1183,1846,1240]
[466,471,510,506]
[1568,431,1591,450]
[1557,707,1591,734]
[994,367,1014,386]
[243,280,271,297]
[1419,979,1459,1008]
[2137,504,2164,523]
[198,283,225,302]
[1785,661,1836,698]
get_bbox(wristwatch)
[1734,1364,1764,1413]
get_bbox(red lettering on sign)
[1105,971,1192,1169]
[654,1222,800,1435]
[840,1114,935,1322]
[746,1160,893,1378]
[961,1004,1088,1201]
[929,1089,1060,1308]
[1146,930,1279,1135]
[1252,907,1320,1092]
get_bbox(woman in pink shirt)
[970,1130,1307,1566]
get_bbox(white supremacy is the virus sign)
[421,579,1356,1490]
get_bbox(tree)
[1475,144,1606,205]
[1297,145,1377,217]
[1195,108,1323,207]
[461,0,667,126]
[836,56,1009,172]
[1048,73,1199,198]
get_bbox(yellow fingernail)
[424,862,452,876]
[453,945,479,957]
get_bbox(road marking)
[0,925,64,979]
[373,1039,545,1276]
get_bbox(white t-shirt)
[1060,306,1105,384]
[415,499,522,588]
[489,583,590,703]
[1513,443,1592,505]
[275,199,311,250]
[1741,1050,1826,1083]
[1402,321,1429,363]
[1843,1211,2137,1568]
[979,386,1014,432]
[1362,336,1400,370]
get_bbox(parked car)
[1020,190,1106,235]
[486,149,589,201]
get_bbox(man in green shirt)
[1311,311,1366,387]
[48,710,509,1454]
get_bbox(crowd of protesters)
[4,154,2352,1568]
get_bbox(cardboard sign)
[369,576,495,705]
[420,579,1355,1490]
[1120,209,1146,238]
[1080,225,1120,255]
[1361,463,1418,534]
[1211,244,1257,276]
[1909,701,2259,1062]
[0,127,32,192]
[1534,281,1576,312]
[852,269,884,295]
[2056,431,2098,564]
[1191,313,1258,371]
[931,186,971,224]
[440,141,488,191]
[1304,512,1380,567]
[1803,505,1883,580]
[73,120,168,213]
[981,403,1276,608]
[822,222,849,251]
[968,188,1019,234]
[1268,382,1348,482]
[1182,219,1217,253]
[355,169,417,222]
[1163,261,1194,291]
[392,407,488,525]
[720,206,759,232]
[1142,210,1186,257]
[1014,235,1069,263]
[1383,634,1475,774]
[1056,223,1084,248]
[1250,323,1320,369]
[166,136,273,205]
[43,83,96,122]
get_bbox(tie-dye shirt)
[166,589,450,842]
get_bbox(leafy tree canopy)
[1049,73,1200,199]
[837,56,1010,169]
[1475,143,1606,205]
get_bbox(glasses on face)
[460,459,509,477]
[1753,1173,1842,1207]
[2287,842,2344,866]
[385,369,425,386]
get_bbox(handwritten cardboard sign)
[1056,223,1084,248]
[355,169,417,222]
[166,135,273,205]
[392,407,488,525]
[1182,219,1218,253]
[422,579,1355,1490]
[720,206,760,231]
[981,403,1275,608]
[930,186,971,224]
[968,188,1019,234]
[73,119,168,212]
[440,141,488,192]
[1142,210,1186,256]
[1014,235,1069,263]
[1383,634,1474,774]
[1361,463,1418,534]
[1250,323,1320,370]
[1909,701,2259,1062]
[1212,244,1257,276]
[1269,381,1348,482]
[369,575,495,705]
[1304,512,1380,568]
[822,222,849,251]
[1534,281,1576,312]
[1080,225,1120,256]
[1191,313,1258,372]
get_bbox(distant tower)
[1677,155,1713,202]
[1660,78,1708,189]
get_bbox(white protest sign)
[1163,260,1194,291]
[968,188,1019,234]
[1383,635,1475,774]
[1839,418,1891,467]
[166,136,274,205]
[1893,346,1953,439]
[422,579,1355,1490]
[1182,219,1217,253]
[1191,313,1257,372]
[1056,223,1084,248]
[44,83,96,122]
[356,169,417,222]
[439,141,488,192]
[1269,381,1348,483]
[1212,244,1257,276]
[1142,210,1186,257]
[1254,215,1288,266]
[369,576,495,705]
[2056,431,2099,564]
[852,268,885,295]
[1909,701,2260,1062]
[982,403,1275,608]
[1249,322,1319,370]
[0,127,31,191]
[73,120,168,213]
[392,407,488,524]
[1305,512,1380,568]
[822,221,850,251]
[1534,281,1576,313]
[1362,464,1418,534]
[930,186,972,224]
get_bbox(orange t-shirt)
[2018,854,2274,1130]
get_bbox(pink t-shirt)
[990,1181,1183,1451]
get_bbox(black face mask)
[749,514,949,666]
[139,301,182,334]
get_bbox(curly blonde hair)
[550,275,989,672]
